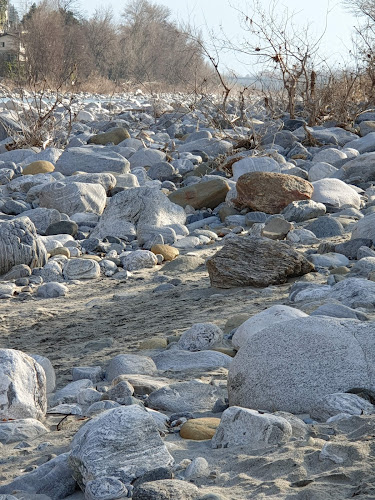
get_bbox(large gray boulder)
[0,348,47,420]
[334,152,375,183]
[90,186,186,240]
[0,217,47,275]
[329,277,375,308]
[69,405,174,488]
[206,236,314,288]
[15,207,63,234]
[0,418,48,444]
[39,182,107,216]
[55,146,130,176]
[311,178,361,209]
[228,316,375,414]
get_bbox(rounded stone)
[45,221,78,236]
[180,418,221,440]
[49,247,70,258]
[63,258,100,280]
[23,161,55,175]
[151,244,179,262]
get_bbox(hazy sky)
[17,0,359,73]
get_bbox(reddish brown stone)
[234,172,313,214]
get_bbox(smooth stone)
[231,156,280,181]
[88,127,130,146]
[84,477,128,500]
[335,238,373,259]
[311,178,361,209]
[282,200,326,222]
[152,350,232,372]
[49,379,93,406]
[180,418,221,440]
[151,244,179,261]
[23,161,55,175]
[106,354,157,381]
[329,277,375,308]
[55,146,130,176]
[0,418,48,444]
[177,323,223,351]
[36,282,68,298]
[311,392,375,421]
[261,217,293,240]
[45,221,78,237]
[311,303,369,321]
[309,252,350,269]
[63,259,100,280]
[169,178,230,210]
[351,213,375,243]
[305,216,345,238]
[30,354,56,393]
[121,250,158,271]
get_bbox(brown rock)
[88,127,130,146]
[151,244,179,262]
[180,417,221,440]
[234,172,313,214]
[206,236,314,288]
[168,178,230,209]
[23,161,55,175]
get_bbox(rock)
[305,216,345,238]
[180,418,221,440]
[0,453,76,499]
[335,238,373,259]
[351,213,375,243]
[173,236,200,249]
[212,407,292,450]
[309,252,350,268]
[0,217,47,275]
[234,171,313,214]
[151,244,179,261]
[344,131,375,153]
[133,479,199,500]
[286,228,318,244]
[161,255,205,274]
[231,156,281,181]
[15,208,63,234]
[121,250,158,271]
[55,146,130,176]
[85,477,128,500]
[39,182,106,216]
[30,354,55,393]
[86,400,121,416]
[232,305,308,350]
[72,366,103,383]
[273,412,308,439]
[351,257,375,276]
[169,178,230,209]
[311,392,375,421]
[2,264,31,280]
[148,162,178,182]
[307,162,338,181]
[50,379,93,406]
[63,259,100,280]
[45,221,78,236]
[206,236,314,288]
[152,350,232,372]
[309,127,357,146]
[0,418,48,444]
[311,178,361,209]
[334,151,375,183]
[67,172,117,192]
[184,457,210,480]
[36,282,68,298]
[228,316,374,414]
[23,161,55,175]
[178,137,232,157]
[91,187,185,240]
[0,349,46,420]
[329,277,375,308]
[129,148,166,168]
[312,147,348,165]
[311,303,369,321]
[282,200,326,222]
[261,217,293,240]
[177,323,223,351]
[106,354,157,381]
[147,380,225,413]
[69,406,174,488]
[88,127,130,146]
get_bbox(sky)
[16,0,360,74]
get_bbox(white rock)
[30,354,56,394]
[311,392,375,421]
[212,407,292,450]
[232,156,281,181]
[121,250,157,271]
[177,323,223,351]
[0,418,48,444]
[308,162,338,181]
[63,259,100,280]
[36,282,68,298]
[50,379,93,406]
[311,178,361,209]
[129,148,166,168]
[184,457,210,480]
[0,349,47,420]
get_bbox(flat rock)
[234,172,313,214]
[206,236,314,288]
[63,259,100,280]
[282,200,326,222]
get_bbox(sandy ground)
[1,242,375,499]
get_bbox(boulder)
[228,316,375,414]
[0,217,47,275]
[63,258,100,280]
[0,418,48,444]
[133,479,199,500]
[177,323,223,351]
[168,178,230,209]
[88,127,130,146]
[206,236,314,288]
[311,392,375,421]
[55,146,130,176]
[39,181,107,216]
[232,305,308,350]
[211,407,292,450]
[311,178,361,209]
[91,187,186,240]
[233,172,313,214]
[69,406,174,488]
[351,213,375,243]
[0,348,47,420]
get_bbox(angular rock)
[177,323,223,351]
[55,146,130,176]
[50,379,93,406]
[0,217,47,275]
[69,406,174,488]
[39,182,106,216]
[206,236,314,288]
[147,380,225,413]
[0,453,76,499]
[335,238,373,259]
[91,187,186,240]
[234,172,313,214]
[261,217,292,240]
[169,178,230,210]
[228,316,374,414]
[329,277,375,308]
[211,407,292,450]
[0,349,46,420]
[232,305,308,350]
